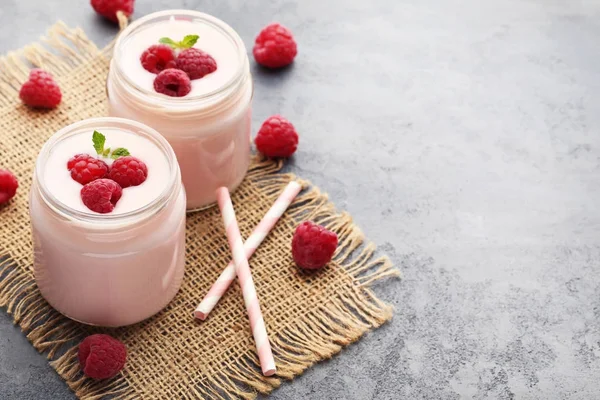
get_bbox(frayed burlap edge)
[0,22,400,400]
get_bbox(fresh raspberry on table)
[19,69,62,109]
[108,156,148,188]
[78,334,127,379]
[0,169,18,205]
[292,221,338,270]
[255,115,299,158]
[140,44,177,74]
[81,179,123,214]
[90,0,134,23]
[253,23,298,68]
[153,68,192,97]
[175,48,217,80]
[67,154,109,185]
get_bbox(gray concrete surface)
[2,0,600,398]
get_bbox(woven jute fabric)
[0,23,399,399]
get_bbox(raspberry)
[292,221,338,270]
[78,334,127,379]
[81,179,123,214]
[175,48,217,80]
[0,169,18,205]
[108,156,148,188]
[255,115,299,158]
[19,69,62,109]
[140,44,176,74]
[67,154,109,185]
[90,0,134,23]
[253,23,298,68]
[153,69,192,97]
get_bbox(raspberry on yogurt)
[108,156,148,188]
[140,44,177,74]
[67,154,109,185]
[81,179,123,214]
[176,48,217,80]
[153,69,192,97]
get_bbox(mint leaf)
[159,37,179,49]
[111,148,130,159]
[92,131,106,155]
[181,34,199,48]
[102,147,111,157]
[159,35,199,49]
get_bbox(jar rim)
[34,117,180,225]
[112,9,248,107]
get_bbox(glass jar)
[107,10,252,211]
[30,118,186,327]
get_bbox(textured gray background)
[1,0,600,399]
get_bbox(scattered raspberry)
[153,68,192,97]
[90,0,134,23]
[67,154,109,185]
[19,69,62,109]
[0,169,18,205]
[140,44,177,74]
[81,179,123,214]
[292,221,338,270]
[255,115,299,158]
[108,156,148,188]
[253,23,298,68]
[78,334,127,379]
[175,48,217,80]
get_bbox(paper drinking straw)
[195,181,302,320]
[215,187,277,376]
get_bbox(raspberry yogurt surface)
[118,16,238,97]
[43,128,169,214]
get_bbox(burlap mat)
[0,23,399,399]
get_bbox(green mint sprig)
[92,131,130,160]
[159,34,199,50]
[92,130,105,155]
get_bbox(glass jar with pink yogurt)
[107,10,252,211]
[30,117,186,327]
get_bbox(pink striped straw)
[215,187,277,376]
[195,181,302,321]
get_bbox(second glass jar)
[107,9,252,211]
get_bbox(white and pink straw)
[195,181,302,320]
[215,186,279,376]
